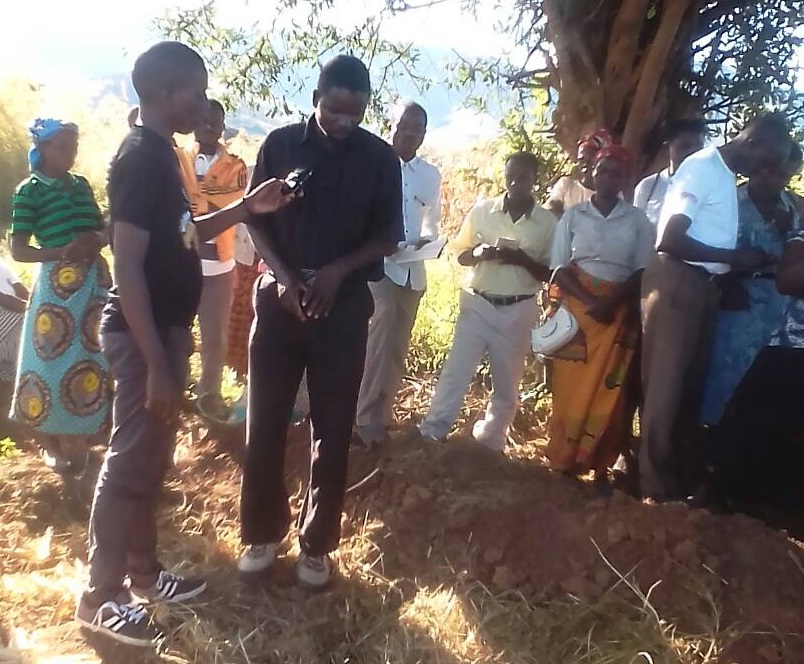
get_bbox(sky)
[1,0,514,77]
[0,0,514,147]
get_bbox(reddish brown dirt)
[324,432,804,663]
[2,420,803,663]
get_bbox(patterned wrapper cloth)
[10,257,112,436]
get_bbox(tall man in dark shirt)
[238,55,403,587]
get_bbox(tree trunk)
[621,0,695,168]
[543,0,702,177]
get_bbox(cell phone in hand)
[495,237,520,250]
[281,167,313,195]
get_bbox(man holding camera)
[238,55,403,587]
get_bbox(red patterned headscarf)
[593,144,635,175]
[577,128,614,155]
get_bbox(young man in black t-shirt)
[75,41,292,647]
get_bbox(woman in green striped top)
[9,118,112,472]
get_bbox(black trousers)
[240,279,373,556]
[707,345,804,508]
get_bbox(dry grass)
[0,399,745,664]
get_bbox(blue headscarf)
[28,118,78,171]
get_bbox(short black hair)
[207,99,226,118]
[132,41,206,103]
[743,111,791,145]
[398,101,428,127]
[317,55,371,95]
[663,118,707,142]
[505,151,539,176]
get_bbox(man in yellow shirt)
[418,152,555,450]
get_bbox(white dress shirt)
[634,168,671,226]
[384,156,442,291]
[656,145,738,274]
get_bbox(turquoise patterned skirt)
[700,278,789,426]
[11,257,112,436]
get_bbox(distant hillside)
[87,64,498,147]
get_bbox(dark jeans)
[707,345,804,508]
[84,327,192,605]
[240,279,373,556]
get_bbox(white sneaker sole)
[130,579,207,604]
[237,547,278,575]
[296,563,332,589]
[237,558,274,575]
[297,576,331,590]
[75,614,157,648]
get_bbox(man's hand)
[732,247,772,272]
[585,297,616,324]
[495,247,527,267]
[301,263,347,319]
[276,275,305,321]
[244,178,297,215]
[472,244,499,262]
[146,364,179,424]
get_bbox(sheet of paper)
[391,237,448,264]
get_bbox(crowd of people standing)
[3,39,804,648]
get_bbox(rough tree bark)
[542,0,701,172]
[517,0,803,174]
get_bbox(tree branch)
[622,0,695,151]
[602,0,651,127]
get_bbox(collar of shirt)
[576,198,634,221]
[711,144,733,174]
[31,170,78,190]
[495,194,536,221]
[195,149,220,176]
[301,114,357,153]
[401,155,421,172]
[131,124,177,152]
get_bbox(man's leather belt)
[474,291,535,306]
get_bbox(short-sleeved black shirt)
[247,116,404,286]
[101,126,203,333]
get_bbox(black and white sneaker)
[75,599,162,647]
[130,569,207,604]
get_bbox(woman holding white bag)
[546,145,655,493]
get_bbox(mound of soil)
[319,433,804,663]
[2,422,803,663]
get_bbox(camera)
[281,167,313,195]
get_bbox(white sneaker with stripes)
[75,599,161,647]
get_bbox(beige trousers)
[420,289,538,451]
[639,254,719,499]
[355,277,423,443]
